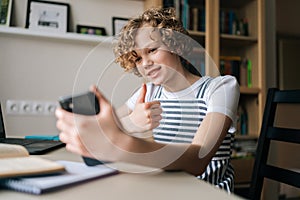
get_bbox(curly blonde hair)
[113,7,195,76]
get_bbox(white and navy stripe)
[152,78,235,193]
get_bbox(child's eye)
[149,48,157,53]
[135,57,142,64]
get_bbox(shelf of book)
[221,34,257,41]
[221,34,257,47]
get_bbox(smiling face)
[133,27,184,87]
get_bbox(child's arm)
[56,85,231,176]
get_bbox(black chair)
[248,88,300,200]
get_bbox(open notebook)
[0,160,118,194]
[0,103,65,155]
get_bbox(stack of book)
[163,1,250,36]
[163,0,205,31]
[236,104,248,135]
[220,9,249,36]
[0,143,118,195]
[219,56,252,88]
[232,138,257,159]
[189,7,205,32]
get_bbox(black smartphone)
[59,91,107,166]
[59,91,100,115]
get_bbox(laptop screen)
[0,104,6,138]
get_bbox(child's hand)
[129,84,162,133]
[56,85,124,161]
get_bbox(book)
[191,7,198,31]
[0,143,65,178]
[0,0,12,26]
[236,105,248,135]
[0,160,119,195]
[247,59,252,87]
[163,0,174,8]
[239,58,248,87]
[228,10,236,35]
[219,56,241,83]
[197,7,205,32]
[188,5,205,32]
[181,0,189,29]
[232,137,257,158]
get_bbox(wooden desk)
[0,148,244,200]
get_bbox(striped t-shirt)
[127,75,240,193]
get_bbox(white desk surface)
[1,148,244,200]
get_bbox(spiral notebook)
[0,160,118,195]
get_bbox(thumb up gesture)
[129,84,162,133]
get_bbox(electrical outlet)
[6,100,58,116]
[44,102,58,115]
[32,102,45,114]
[20,101,33,114]
[6,100,21,114]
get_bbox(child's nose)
[142,57,154,69]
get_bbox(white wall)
[0,0,144,136]
[12,0,144,35]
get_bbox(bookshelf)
[143,0,266,192]
[144,0,266,137]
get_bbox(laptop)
[0,103,65,155]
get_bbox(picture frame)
[0,0,13,26]
[25,0,70,33]
[112,17,129,35]
[76,25,107,36]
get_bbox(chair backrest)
[249,88,300,200]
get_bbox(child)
[56,7,240,193]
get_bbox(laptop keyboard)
[0,138,65,154]
[0,138,39,145]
